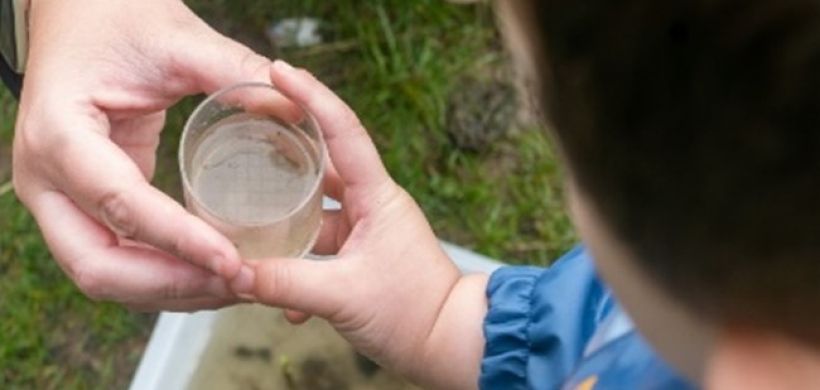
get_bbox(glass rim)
[178,81,327,227]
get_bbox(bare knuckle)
[304,90,327,113]
[370,181,404,206]
[238,50,270,81]
[260,264,293,304]
[345,111,366,130]
[72,267,107,301]
[14,119,48,157]
[98,190,138,238]
[170,231,191,261]
[16,102,73,153]
[15,121,80,185]
[162,279,185,301]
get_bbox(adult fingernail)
[230,265,255,294]
[274,59,295,72]
[211,253,242,278]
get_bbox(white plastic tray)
[129,239,501,390]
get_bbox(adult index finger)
[46,114,241,278]
[30,191,239,303]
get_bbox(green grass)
[188,0,576,263]
[0,89,153,389]
[0,0,576,387]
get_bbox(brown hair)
[524,0,820,344]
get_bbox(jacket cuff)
[480,265,542,390]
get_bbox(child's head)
[509,0,820,383]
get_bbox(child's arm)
[246,61,490,389]
[417,273,489,389]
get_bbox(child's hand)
[248,61,488,390]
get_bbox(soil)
[446,75,517,152]
[188,304,419,390]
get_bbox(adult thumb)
[176,32,303,122]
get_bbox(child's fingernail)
[274,59,295,72]
[230,265,255,294]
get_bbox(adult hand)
[252,61,489,390]
[12,0,301,311]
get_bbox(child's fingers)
[283,309,312,324]
[311,210,348,255]
[180,39,303,123]
[270,60,391,194]
[251,257,346,319]
[323,158,345,201]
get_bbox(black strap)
[0,53,21,100]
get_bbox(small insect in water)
[233,345,272,362]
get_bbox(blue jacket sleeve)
[480,246,608,390]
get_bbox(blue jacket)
[480,246,698,390]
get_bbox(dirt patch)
[446,75,517,153]
[188,304,419,390]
